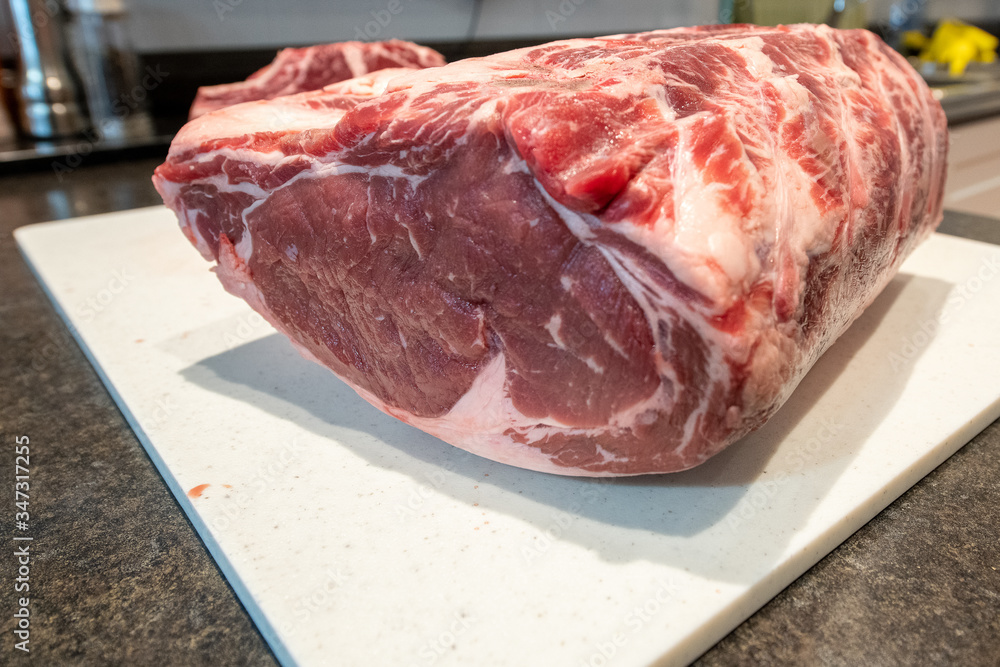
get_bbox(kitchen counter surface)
[1,157,998,666]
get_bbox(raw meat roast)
[155,25,948,476]
[188,39,446,119]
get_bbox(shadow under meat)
[180,271,951,582]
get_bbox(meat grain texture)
[188,39,446,119]
[156,25,948,476]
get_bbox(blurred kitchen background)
[7,0,995,50]
[1,0,999,214]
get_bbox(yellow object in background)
[918,20,998,77]
[902,30,929,52]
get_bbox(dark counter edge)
[13,228,296,667]
[0,158,998,666]
[1,159,279,667]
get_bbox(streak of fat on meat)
[290,49,318,89]
[179,67,420,153]
[320,67,413,97]
[172,98,348,153]
[340,43,369,79]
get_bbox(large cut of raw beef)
[155,24,948,476]
[187,39,446,119]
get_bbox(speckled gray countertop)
[1,157,998,666]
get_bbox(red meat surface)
[156,25,948,475]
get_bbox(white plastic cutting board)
[15,206,1000,667]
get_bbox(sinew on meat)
[155,25,948,476]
